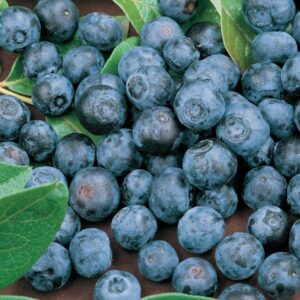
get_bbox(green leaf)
[143,293,216,300]
[0,0,8,11]
[0,162,31,198]
[0,181,68,289]
[220,0,256,72]
[0,297,37,300]
[102,36,140,75]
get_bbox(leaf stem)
[0,86,32,105]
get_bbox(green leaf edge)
[143,293,216,300]
[0,297,37,300]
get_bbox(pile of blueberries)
[1,0,300,299]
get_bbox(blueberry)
[216,92,270,156]
[273,136,300,177]
[243,0,296,33]
[111,205,157,251]
[242,62,284,105]
[172,257,218,296]
[75,85,127,135]
[25,242,72,292]
[258,98,296,139]
[247,205,290,247]
[282,52,300,96]
[0,95,30,141]
[62,46,105,85]
[178,206,224,254]
[26,166,67,188]
[163,36,200,74]
[54,206,81,246]
[294,101,300,132]
[96,129,143,177]
[126,66,174,111]
[54,133,95,177]
[258,252,300,299]
[251,31,297,64]
[69,167,120,221]
[0,6,40,52]
[149,167,194,224]
[133,106,183,156]
[19,120,57,162]
[196,185,238,219]
[141,16,183,53]
[121,169,153,206]
[292,12,300,44]
[138,240,179,282]
[287,174,300,214]
[187,22,225,57]
[181,128,213,149]
[0,142,29,166]
[35,0,79,43]
[289,220,300,260]
[69,228,112,278]
[215,232,265,280]
[174,80,225,131]
[94,270,141,300]
[242,166,287,210]
[219,283,266,300]
[183,139,237,190]
[32,73,74,116]
[22,41,62,79]
[79,13,122,52]
[118,46,166,82]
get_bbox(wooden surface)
[0,1,300,299]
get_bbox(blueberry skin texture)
[69,167,120,222]
[111,205,157,251]
[26,166,67,188]
[273,136,300,177]
[35,0,79,43]
[32,73,74,116]
[243,0,296,33]
[69,228,112,278]
[121,169,153,206]
[258,252,300,299]
[258,99,296,139]
[178,206,225,254]
[216,92,270,156]
[79,13,122,52]
[138,240,179,282]
[118,46,166,82]
[76,85,127,135]
[292,12,300,44]
[287,174,300,214]
[289,220,300,260]
[247,205,290,247]
[0,142,29,166]
[294,101,300,132]
[181,128,213,149]
[183,139,238,190]
[196,185,238,219]
[215,232,265,280]
[187,22,225,57]
[19,120,57,162]
[174,80,225,131]
[62,46,105,86]
[126,66,174,111]
[251,32,297,65]
[149,167,193,224]
[141,16,184,53]
[54,133,95,177]
[0,95,30,141]
[96,129,143,177]
[219,283,266,300]
[172,257,218,296]
[25,242,72,292]
[0,6,41,52]
[282,52,300,96]
[94,270,141,300]
[54,206,81,246]
[133,106,182,156]
[242,62,284,105]
[22,41,62,79]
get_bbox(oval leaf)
[143,293,216,300]
[0,0,8,11]
[0,181,68,289]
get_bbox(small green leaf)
[0,297,37,300]
[143,293,216,300]
[0,0,8,11]
[0,181,68,289]
[0,162,31,198]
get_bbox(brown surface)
[0,1,300,299]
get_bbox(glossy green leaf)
[143,293,216,300]
[0,297,37,300]
[0,0,8,11]
[0,181,68,289]
[0,162,31,198]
